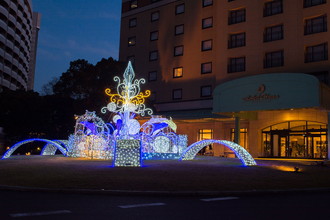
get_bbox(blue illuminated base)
[142,153,180,160]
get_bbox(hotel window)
[264,50,284,68]
[148,71,157,82]
[202,39,212,51]
[228,8,246,25]
[173,67,183,78]
[305,15,327,35]
[230,128,248,149]
[198,129,213,140]
[149,50,158,61]
[228,32,246,48]
[151,11,160,22]
[228,57,245,73]
[305,43,328,62]
[172,89,182,100]
[176,4,185,15]
[202,17,213,29]
[201,62,212,74]
[174,45,184,56]
[130,0,138,9]
[264,24,283,42]
[175,24,184,35]
[203,0,213,7]
[264,0,283,17]
[128,36,136,46]
[150,31,159,41]
[304,0,326,7]
[201,85,212,97]
[129,18,137,28]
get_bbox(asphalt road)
[1,190,329,220]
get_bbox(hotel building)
[119,0,330,159]
[0,0,40,91]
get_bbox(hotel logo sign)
[243,84,280,102]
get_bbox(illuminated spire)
[101,61,153,116]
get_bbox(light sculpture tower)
[101,61,153,139]
[101,61,153,166]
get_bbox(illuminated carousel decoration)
[2,61,257,167]
[66,110,113,160]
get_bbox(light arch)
[41,140,68,156]
[2,139,67,159]
[179,139,256,166]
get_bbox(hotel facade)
[0,0,40,91]
[119,0,330,160]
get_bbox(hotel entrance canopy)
[213,73,330,113]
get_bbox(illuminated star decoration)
[101,61,153,117]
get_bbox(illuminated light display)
[2,61,258,170]
[66,111,114,160]
[41,140,68,155]
[180,139,257,166]
[2,138,67,159]
[101,61,152,139]
[114,139,141,167]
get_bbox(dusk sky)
[32,0,122,93]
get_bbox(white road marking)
[10,210,72,218]
[201,196,239,202]
[119,202,166,209]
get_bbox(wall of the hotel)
[120,0,330,107]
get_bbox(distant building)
[0,0,41,91]
[119,0,330,159]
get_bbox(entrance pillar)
[328,112,330,160]
[234,116,240,145]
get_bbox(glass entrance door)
[262,121,328,159]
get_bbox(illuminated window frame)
[173,67,183,78]
[128,36,136,46]
[130,0,138,10]
[230,128,248,149]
